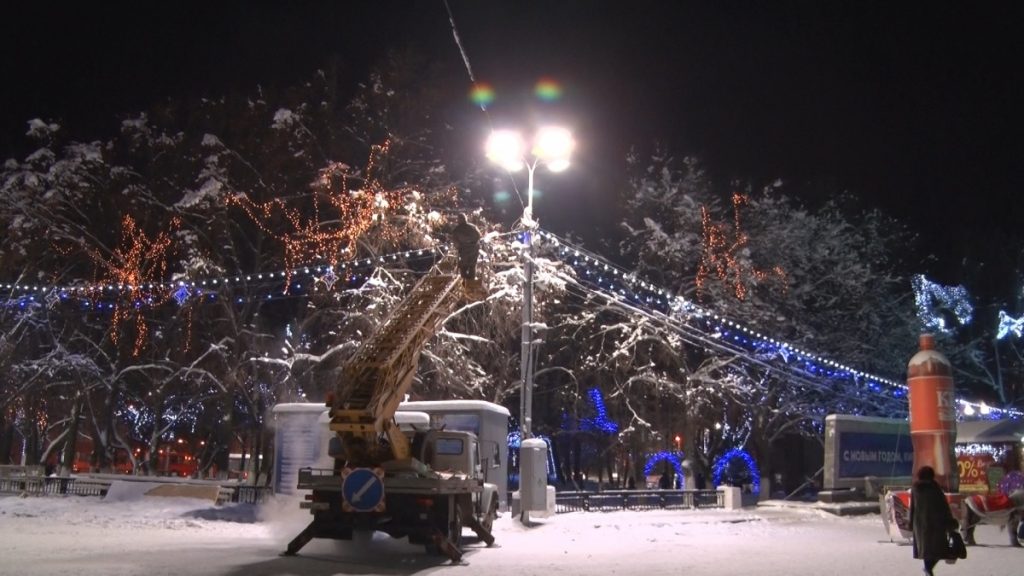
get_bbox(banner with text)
[838,432,915,478]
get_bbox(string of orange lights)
[696,193,787,301]
[225,141,436,292]
[81,215,180,355]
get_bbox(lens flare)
[534,78,563,101]
[469,83,496,107]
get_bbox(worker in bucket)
[451,213,482,280]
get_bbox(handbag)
[947,530,968,561]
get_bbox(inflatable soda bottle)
[908,333,958,492]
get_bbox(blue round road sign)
[342,467,385,512]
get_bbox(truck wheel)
[481,495,498,534]
[449,504,463,548]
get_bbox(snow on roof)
[395,411,430,427]
[398,400,511,417]
[957,419,1024,444]
[271,402,328,414]
[826,414,908,425]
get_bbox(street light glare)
[533,126,574,167]
[485,129,526,172]
[546,159,570,173]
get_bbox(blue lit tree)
[549,385,622,489]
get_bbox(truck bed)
[297,467,482,496]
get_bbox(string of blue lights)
[2,229,1019,418]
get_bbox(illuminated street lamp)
[485,126,573,440]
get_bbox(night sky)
[3,1,1022,298]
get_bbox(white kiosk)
[272,400,511,509]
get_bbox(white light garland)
[0,247,445,298]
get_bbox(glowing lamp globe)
[485,130,526,172]
[533,126,574,170]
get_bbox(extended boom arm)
[329,270,464,463]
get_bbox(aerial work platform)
[331,271,465,460]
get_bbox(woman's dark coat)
[910,479,957,560]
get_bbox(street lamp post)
[485,127,573,440]
[486,126,572,523]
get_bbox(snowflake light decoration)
[318,268,339,291]
[911,274,973,333]
[996,310,1024,340]
[172,284,192,305]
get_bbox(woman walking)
[910,466,958,575]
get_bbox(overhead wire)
[440,0,528,220]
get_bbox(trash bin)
[520,438,548,512]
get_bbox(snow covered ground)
[0,490,1020,576]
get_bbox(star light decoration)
[911,274,973,333]
[85,215,179,356]
[696,193,787,301]
[226,141,436,292]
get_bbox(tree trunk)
[211,391,233,479]
[24,421,40,465]
[256,423,273,485]
[0,421,13,465]
[751,433,774,501]
[59,398,81,476]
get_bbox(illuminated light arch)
[712,448,760,495]
[643,450,685,489]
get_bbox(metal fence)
[3,472,721,513]
[0,475,109,497]
[230,485,274,504]
[555,489,724,513]
[0,469,275,504]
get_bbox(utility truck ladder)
[330,271,464,461]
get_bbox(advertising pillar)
[907,333,958,492]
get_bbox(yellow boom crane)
[284,267,497,561]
